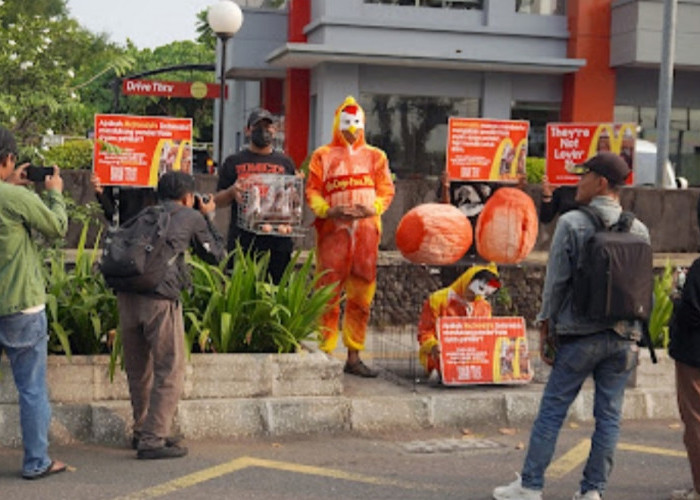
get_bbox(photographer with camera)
[0,126,69,479]
[113,171,225,459]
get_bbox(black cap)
[246,108,274,128]
[0,126,18,158]
[566,152,631,185]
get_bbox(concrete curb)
[0,341,679,447]
[0,385,680,448]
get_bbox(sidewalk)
[0,326,677,449]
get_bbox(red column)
[284,0,311,167]
[261,78,284,115]
[561,0,616,122]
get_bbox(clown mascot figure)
[306,96,395,377]
[418,263,501,378]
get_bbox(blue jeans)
[0,310,52,477]
[521,330,637,495]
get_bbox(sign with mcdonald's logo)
[438,316,532,386]
[446,118,530,182]
[93,113,193,187]
[546,123,637,185]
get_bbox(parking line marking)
[114,456,441,500]
[546,439,591,479]
[618,443,687,458]
[543,439,687,483]
[244,457,440,491]
[114,457,252,499]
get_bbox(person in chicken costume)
[418,263,501,377]
[306,96,395,377]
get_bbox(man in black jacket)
[119,171,225,460]
[91,174,158,226]
[669,198,700,500]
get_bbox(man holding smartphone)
[0,126,69,479]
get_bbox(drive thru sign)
[122,79,223,100]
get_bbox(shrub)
[43,139,93,169]
[182,246,334,354]
[44,218,119,356]
[526,157,545,185]
[648,261,675,348]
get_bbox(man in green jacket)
[0,126,69,479]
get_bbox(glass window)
[614,105,639,125]
[359,93,480,178]
[364,0,483,9]
[671,107,689,131]
[515,0,566,15]
[511,102,560,157]
[639,107,657,138]
[690,110,700,131]
[237,0,288,8]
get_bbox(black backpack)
[100,205,180,294]
[573,206,653,322]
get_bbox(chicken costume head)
[449,262,501,303]
[333,96,366,147]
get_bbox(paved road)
[0,420,690,500]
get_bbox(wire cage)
[237,174,305,237]
[371,325,424,391]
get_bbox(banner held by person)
[546,122,636,185]
[446,118,529,182]
[93,114,193,188]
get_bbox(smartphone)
[25,165,54,182]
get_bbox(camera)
[25,165,54,182]
[193,193,211,210]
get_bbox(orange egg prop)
[395,203,473,265]
[475,187,538,264]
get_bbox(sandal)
[23,460,68,480]
[344,360,378,378]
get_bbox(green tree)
[0,0,66,26]
[195,9,215,50]
[0,0,132,151]
[114,41,216,142]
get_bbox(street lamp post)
[207,0,244,168]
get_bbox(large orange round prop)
[395,203,473,265]
[475,187,538,264]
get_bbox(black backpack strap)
[641,320,658,364]
[577,205,606,231]
[613,211,635,233]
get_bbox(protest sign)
[546,122,636,185]
[438,316,531,385]
[446,118,529,182]
[93,114,193,187]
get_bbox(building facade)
[219,0,700,182]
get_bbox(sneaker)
[671,489,700,500]
[343,360,378,378]
[493,474,543,500]
[137,444,188,460]
[573,490,602,500]
[131,433,184,450]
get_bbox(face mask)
[251,126,273,148]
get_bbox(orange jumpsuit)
[306,96,395,353]
[418,264,497,374]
